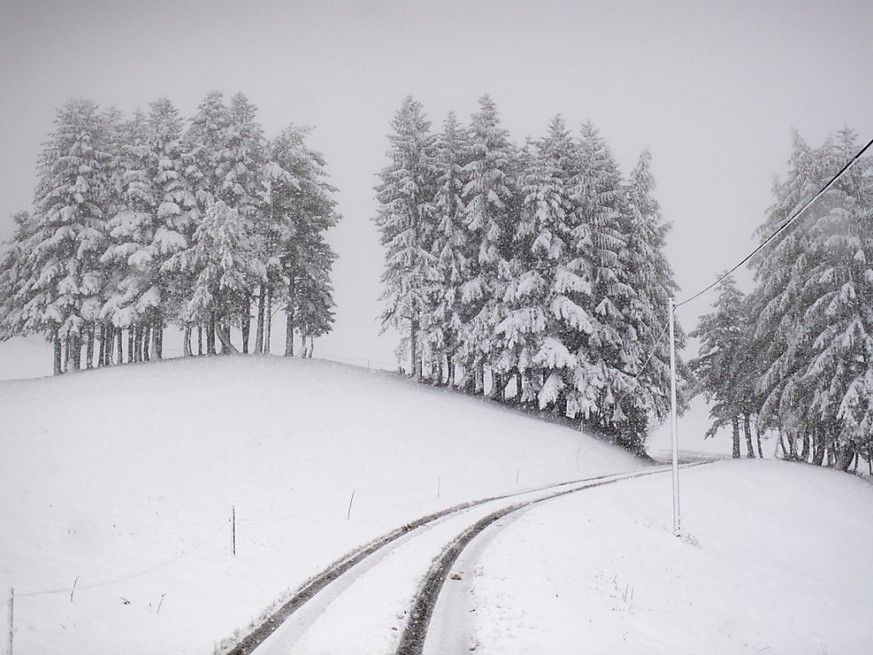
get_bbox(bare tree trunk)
[215,323,239,354]
[284,304,294,357]
[812,430,825,466]
[743,413,756,458]
[777,427,788,459]
[241,295,251,354]
[755,422,764,458]
[183,325,193,357]
[207,313,216,355]
[446,351,455,388]
[265,288,272,354]
[97,323,106,367]
[410,316,420,380]
[142,323,151,362]
[115,327,124,365]
[128,328,135,364]
[69,334,81,371]
[153,316,163,360]
[53,329,62,375]
[198,324,203,356]
[801,432,811,462]
[255,285,266,354]
[731,416,741,459]
[84,323,94,369]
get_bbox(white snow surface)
[1,353,871,654]
[0,354,643,654]
[461,460,873,655]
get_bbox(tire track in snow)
[396,461,713,655]
[223,463,709,655]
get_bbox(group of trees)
[375,95,684,453]
[0,92,340,373]
[691,128,873,473]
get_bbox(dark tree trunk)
[183,325,193,357]
[198,324,203,356]
[215,323,239,354]
[69,334,81,371]
[97,323,107,367]
[835,443,854,472]
[153,316,163,360]
[801,432,811,462]
[778,428,789,460]
[264,288,272,354]
[755,422,764,458]
[731,416,741,459]
[115,327,124,365]
[142,323,151,362]
[53,329,62,375]
[241,295,251,354]
[446,351,455,388]
[128,328,135,364]
[743,413,756,458]
[410,316,420,380]
[812,431,825,466]
[284,307,294,357]
[85,323,95,369]
[255,285,266,354]
[207,313,216,355]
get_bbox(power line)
[675,135,873,309]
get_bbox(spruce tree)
[501,115,579,405]
[459,95,517,394]
[427,111,470,385]
[561,122,630,432]
[620,150,684,449]
[690,274,750,458]
[25,98,114,373]
[375,96,438,379]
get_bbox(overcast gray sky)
[1,0,872,369]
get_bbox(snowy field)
[0,350,643,654]
[465,461,873,654]
[1,342,871,654]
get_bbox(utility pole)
[668,298,681,535]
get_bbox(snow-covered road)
[242,466,686,655]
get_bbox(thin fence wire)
[0,518,231,608]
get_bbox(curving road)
[224,463,708,655]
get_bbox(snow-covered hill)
[1,355,871,654]
[0,355,644,654]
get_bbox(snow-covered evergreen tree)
[0,212,38,343]
[751,128,873,469]
[619,150,685,449]
[556,122,631,434]
[266,124,340,356]
[690,274,753,458]
[459,95,517,393]
[375,96,438,379]
[426,111,470,385]
[498,115,579,405]
[23,98,114,373]
[224,93,269,351]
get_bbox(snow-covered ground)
[464,460,873,654]
[1,343,871,654]
[0,352,643,654]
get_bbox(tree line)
[0,92,340,373]
[375,95,685,454]
[691,128,873,473]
